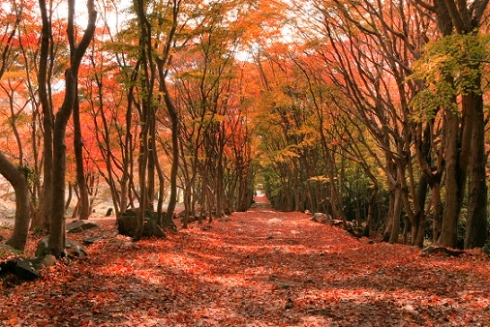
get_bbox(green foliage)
[409,33,490,121]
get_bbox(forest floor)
[1,197,490,327]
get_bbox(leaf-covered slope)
[1,205,489,326]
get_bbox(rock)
[267,218,282,225]
[35,237,87,258]
[1,245,22,275]
[15,258,40,280]
[310,213,332,224]
[482,243,490,257]
[82,236,101,245]
[117,209,167,238]
[421,246,464,257]
[66,220,100,233]
[0,259,17,275]
[143,219,166,238]
[35,237,50,257]
[0,244,21,255]
[178,210,204,223]
[65,239,87,258]
[120,241,139,250]
[219,215,231,222]
[41,254,57,268]
[403,304,419,316]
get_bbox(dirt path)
[1,200,490,326]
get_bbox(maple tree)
[46,0,97,256]
[0,0,30,251]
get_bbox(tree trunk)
[438,107,463,247]
[36,0,54,232]
[382,190,395,242]
[155,1,181,226]
[389,185,403,244]
[50,67,79,256]
[162,80,179,228]
[1,152,30,251]
[410,174,428,248]
[464,92,488,249]
[73,97,90,220]
[49,0,97,257]
[363,184,377,237]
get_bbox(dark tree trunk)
[151,1,180,231]
[438,108,464,247]
[411,174,428,248]
[464,92,488,248]
[73,98,90,220]
[160,74,179,229]
[35,0,54,232]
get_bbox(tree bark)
[464,91,488,248]
[1,152,30,251]
[438,107,463,247]
[35,0,54,232]
[73,97,90,220]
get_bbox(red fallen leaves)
[1,207,490,327]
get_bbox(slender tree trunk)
[73,97,90,220]
[164,82,180,224]
[153,1,181,226]
[37,0,54,232]
[363,184,377,237]
[133,0,157,240]
[49,0,97,256]
[50,69,76,255]
[389,184,403,244]
[409,173,428,247]
[382,190,395,242]
[147,117,156,209]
